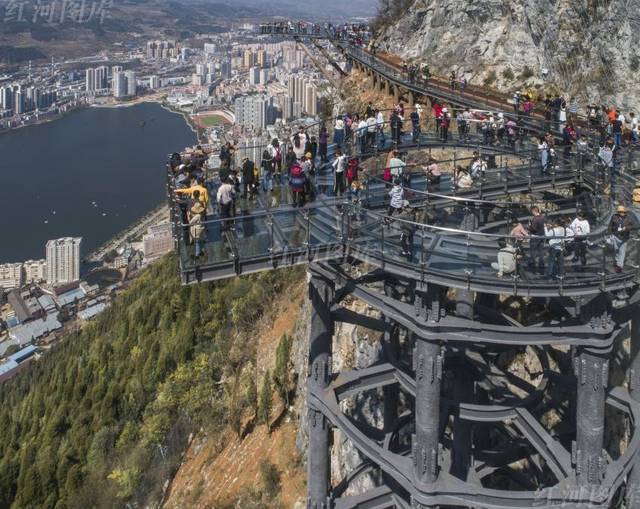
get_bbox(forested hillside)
[0,256,304,508]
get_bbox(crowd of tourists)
[169,84,638,275]
[259,21,370,45]
[487,205,634,278]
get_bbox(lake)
[0,102,196,263]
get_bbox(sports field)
[194,114,230,128]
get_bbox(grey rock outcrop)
[377,0,640,110]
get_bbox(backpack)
[274,148,282,162]
[383,167,392,182]
[347,159,358,181]
[289,164,305,189]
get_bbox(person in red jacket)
[433,102,443,134]
[289,162,306,207]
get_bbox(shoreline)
[0,100,197,267]
[0,104,89,135]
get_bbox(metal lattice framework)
[168,24,640,508]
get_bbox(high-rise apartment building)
[142,223,174,260]
[149,75,160,89]
[85,68,95,92]
[85,66,108,92]
[46,237,82,286]
[125,70,136,96]
[249,66,261,86]
[221,61,232,80]
[112,71,127,98]
[256,50,267,68]
[234,94,271,130]
[243,50,254,68]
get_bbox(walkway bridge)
[168,27,640,509]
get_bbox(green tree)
[108,467,141,499]
[259,460,281,499]
[272,335,292,406]
[258,371,273,431]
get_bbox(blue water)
[0,102,195,263]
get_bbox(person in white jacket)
[570,211,590,266]
[332,148,347,196]
[387,182,404,222]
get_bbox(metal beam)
[308,271,334,508]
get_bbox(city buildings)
[146,40,179,60]
[111,70,137,98]
[0,84,57,117]
[142,223,173,261]
[112,71,127,98]
[149,75,161,90]
[0,345,38,383]
[46,237,82,286]
[0,263,23,290]
[234,94,272,130]
[85,66,108,93]
[23,260,47,284]
[287,73,319,117]
[192,74,205,86]
[249,66,261,86]
[220,61,232,80]
[125,70,137,96]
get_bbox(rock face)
[293,273,385,496]
[376,0,640,110]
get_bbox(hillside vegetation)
[0,256,304,508]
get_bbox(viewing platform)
[171,22,640,509]
[169,126,640,298]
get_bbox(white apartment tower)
[234,94,270,130]
[112,71,127,98]
[125,70,137,96]
[85,68,96,92]
[46,237,82,286]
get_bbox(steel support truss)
[306,262,640,509]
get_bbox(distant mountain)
[229,0,374,18]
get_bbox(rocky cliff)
[376,0,640,110]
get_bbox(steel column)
[574,346,608,486]
[413,287,443,486]
[628,314,640,507]
[451,290,474,481]
[308,272,334,509]
[383,316,399,432]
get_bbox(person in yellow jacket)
[175,179,209,208]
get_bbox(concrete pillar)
[574,346,607,486]
[451,290,474,481]
[393,84,400,103]
[413,287,443,485]
[307,273,334,509]
[627,315,640,507]
[384,79,390,96]
[408,91,415,108]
